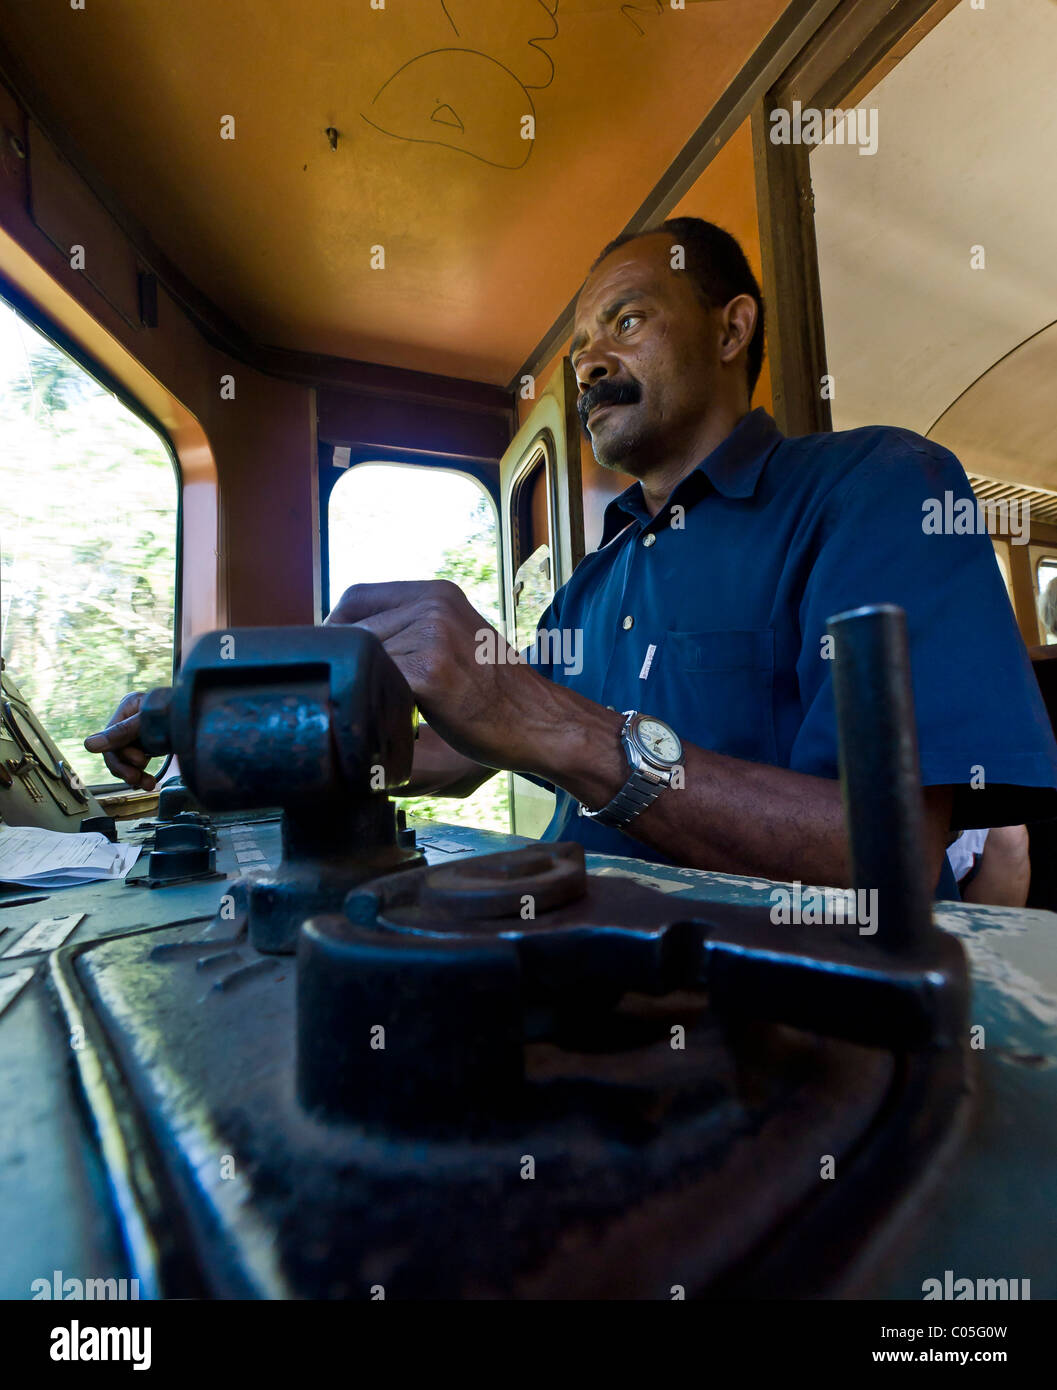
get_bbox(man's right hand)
[83,692,158,791]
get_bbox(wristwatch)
[578,710,683,830]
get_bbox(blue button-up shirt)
[532,408,1057,893]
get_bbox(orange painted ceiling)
[0,0,788,384]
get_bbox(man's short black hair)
[590,217,766,398]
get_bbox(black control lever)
[828,602,934,951]
[138,626,425,951]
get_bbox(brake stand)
[116,606,970,1297]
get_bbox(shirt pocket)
[660,629,777,764]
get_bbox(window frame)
[991,538,1013,603]
[751,0,960,435]
[508,441,564,652]
[0,277,183,792]
[319,447,502,622]
[1032,549,1057,644]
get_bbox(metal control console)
[1,614,1054,1300]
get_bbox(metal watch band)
[579,711,673,829]
[587,766,665,829]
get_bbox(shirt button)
[622,615,634,630]
[642,533,656,548]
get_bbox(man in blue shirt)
[93,220,1057,898]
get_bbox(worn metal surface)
[0,962,131,1298]
[1,814,1053,1298]
[0,812,524,1299]
[73,910,901,1298]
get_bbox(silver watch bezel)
[623,711,683,773]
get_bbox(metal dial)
[635,718,681,765]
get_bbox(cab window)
[0,298,178,789]
[327,460,509,830]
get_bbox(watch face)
[634,718,682,764]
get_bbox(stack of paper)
[0,824,140,889]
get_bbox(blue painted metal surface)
[2,812,1054,1298]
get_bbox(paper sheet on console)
[0,824,140,888]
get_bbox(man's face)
[570,234,721,475]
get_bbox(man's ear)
[718,294,758,369]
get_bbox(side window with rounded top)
[0,296,178,793]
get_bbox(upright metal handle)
[827,604,933,952]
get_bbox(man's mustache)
[577,378,641,432]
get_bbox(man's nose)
[574,351,616,393]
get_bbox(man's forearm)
[403,723,495,797]
[513,673,950,889]
[325,581,949,885]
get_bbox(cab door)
[499,359,585,837]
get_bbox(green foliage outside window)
[395,492,511,833]
[1,306,177,789]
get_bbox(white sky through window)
[328,463,493,604]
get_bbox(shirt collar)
[598,408,784,548]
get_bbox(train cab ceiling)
[0,0,790,386]
[929,323,1057,498]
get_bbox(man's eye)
[618,314,640,333]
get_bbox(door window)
[327,461,509,829]
[509,447,555,649]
